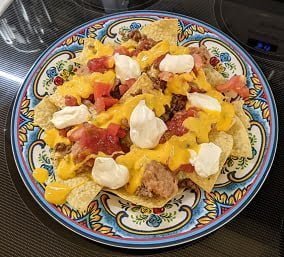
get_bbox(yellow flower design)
[196,187,248,228]
[141,207,152,214]
[215,63,225,73]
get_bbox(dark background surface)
[0,0,283,256]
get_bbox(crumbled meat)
[136,161,178,198]
[75,158,95,174]
[170,94,187,113]
[178,178,195,188]
[128,30,158,53]
[188,46,211,66]
[138,36,157,51]
[128,30,142,42]
[54,143,72,155]
[188,82,206,93]
[119,132,132,153]
[160,94,187,122]
[110,84,121,99]
[58,127,72,137]
[150,77,167,92]
[153,54,166,69]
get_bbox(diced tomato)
[64,95,78,106]
[117,128,127,138]
[107,123,120,136]
[94,97,105,112]
[119,78,136,95]
[129,49,140,57]
[94,82,112,98]
[119,84,129,95]
[216,75,250,99]
[125,78,136,87]
[68,123,123,158]
[192,53,203,70]
[175,164,194,173]
[159,71,173,81]
[166,108,198,137]
[87,56,114,73]
[103,97,118,108]
[114,46,131,56]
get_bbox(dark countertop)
[0,1,283,256]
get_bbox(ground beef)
[110,84,121,99]
[54,143,71,155]
[136,161,178,198]
[160,94,187,122]
[127,30,157,54]
[178,178,195,188]
[119,131,132,153]
[188,46,211,66]
[75,158,95,174]
[128,30,142,42]
[151,77,167,92]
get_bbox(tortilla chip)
[55,172,91,188]
[34,96,58,130]
[72,38,94,65]
[49,92,66,108]
[203,66,226,87]
[106,188,183,208]
[141,19,178,45]
[227,116,252,158]
[178,131,233,192]
[232,100,250,128]
[120,73,154,101]
[66,181,102,211]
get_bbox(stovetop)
[0,1,283,257]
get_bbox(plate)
[11,11,278,249]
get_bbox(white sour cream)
[189,143,222,178]
[114,54,141,83]
[159,54,194,74]
[91,157,129,189]
[129,100,167,149]
[51,105,91,129]
[187,92,221,112]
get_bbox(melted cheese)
[216,101,235,131]
[80,39,114,62]
[44,128,70,148]
[56,154,97,180]
[116,133,197,194]
[166,73,194,95]
[192,69,212,92]
[56,70,115,104]
[93,93,171,128]
[33,168,49,183]
[136,41,170,70]
[44,182,71,205]
[183,111,218,143]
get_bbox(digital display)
[247,38,277,52]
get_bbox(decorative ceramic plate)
[11,11,278,249]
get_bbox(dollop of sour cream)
[159,54,194,74]
[51,105,91,129]
[114,54,141,83]
[92,157,129,189]
[130,100,167,149]
[189,143,222,178]
[187,92,221,112]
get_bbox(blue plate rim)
[10,10,278,249]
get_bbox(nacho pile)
[33,18,252,211]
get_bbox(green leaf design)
[210,46,221,57]
[132,214,148,225]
